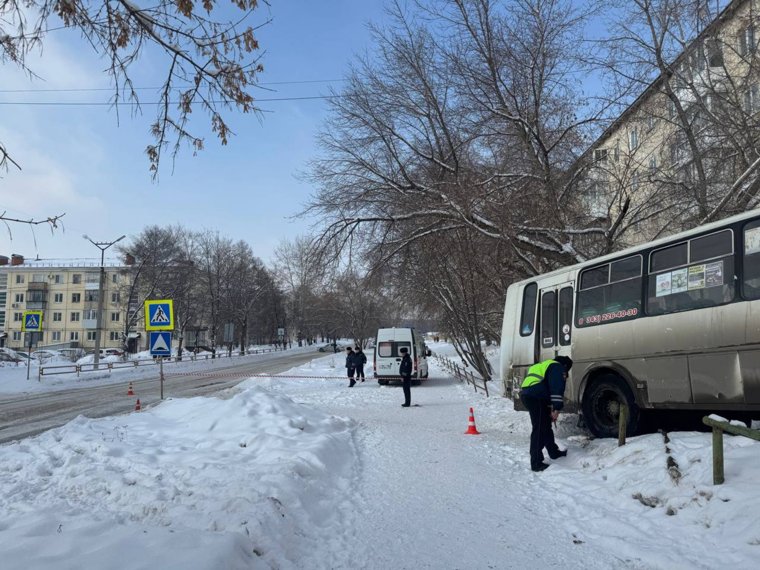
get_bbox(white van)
[373,327,431,385]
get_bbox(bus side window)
[559,287,573,346]
[743,220,760,299]
[540,290,557,348]
[520,283,538,336]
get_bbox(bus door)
[536,283,575,363]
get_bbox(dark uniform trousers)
[401,374,412,406]
[520,393,561,468]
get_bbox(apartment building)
[583,0,760,243]
[0,254,129,351]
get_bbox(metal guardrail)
[703,415,760,485]
[38,346,287,381]
[436,355,489,397]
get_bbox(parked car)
[58,348,86,362]
[31,350,62,363]
[0,351,22,363]
[317,343,344,353]
[15,350,32,360]
[104,348,124,357]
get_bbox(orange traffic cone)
[134,399,141,412]
[127,382,134,396]
[464,407,480,435]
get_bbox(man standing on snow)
[346,346,357,387]
[399,347,413,407]
[519,356,572,472]
[352,346,367,382]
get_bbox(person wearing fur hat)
[519,356,573,472]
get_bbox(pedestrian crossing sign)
[22,311,44,332]
[144,299,174,331]
[149,331,172,356]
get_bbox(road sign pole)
[26,336,32,381]
[160,356,164,400]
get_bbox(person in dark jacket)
[353,347,367,382]
[346,347,357,387]
[399,347,413,407]
[519,356,573,472]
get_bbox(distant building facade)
[0,254,129,351]
[582,0,760,244]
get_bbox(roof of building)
[0,258,126,269]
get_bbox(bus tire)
[378,379,389,386]
[582,374,639,438]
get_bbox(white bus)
[500,209,760,437]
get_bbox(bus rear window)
[743,221,760,299]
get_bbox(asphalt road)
[0,350,326,445]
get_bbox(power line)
[0,95,340,106]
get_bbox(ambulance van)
[373,327,431,385]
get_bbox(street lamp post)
[83,234,126,369]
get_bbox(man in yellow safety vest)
[519,356,573,472]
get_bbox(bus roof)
[509,208,760,288]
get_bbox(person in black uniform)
[353,346,367,382]
[346,347,357,387]
[519,356,573,472]
[399,347,413,407]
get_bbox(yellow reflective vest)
[521,359,557,389]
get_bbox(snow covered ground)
[1,341,759,569]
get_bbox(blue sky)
[1,1,387,265]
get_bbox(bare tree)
[1,0,268,176]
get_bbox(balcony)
[84,281,101,290]
[27,282,48,291]
[26,301,47,310]
[83,319,98,329]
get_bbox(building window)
[744,84,759,114]
[111,292,120,303]
[87,331,97,341]
[110,331,120,341]
[16,274,25,284]
[72,274,81,284]
[53,312,62,322]
[85,291,99,303]
[14,293,24,303]
[740,25,756,56]
[649,157,657,176]
[54,293,63,303]
[13,331,22,341]
[593,148,608,163]
[111,312,120,322]
[72,293,81,303]
[706,38,723,67]
[646,114,657,131]
[70,332,79,341]
[14,312,23,322]
[52,274,62,284]
[629,128,639,152]
[32,273,46,283]
[70,312,81,322]
[84,309,97,320]
[52,331,61,341]
[112,273,119,284]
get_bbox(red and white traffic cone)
[134,399,141,412]
[464,407,480,435]
[127,382,134,396]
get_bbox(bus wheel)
[582,374,639,438]
[378,379,389,386]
